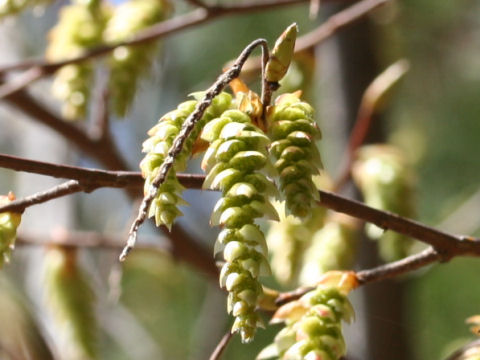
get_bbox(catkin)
[201,106,278,343]
[104,0,171,116]
[267,92,322,218]
[47,0,110,120]
[260,286,354,360]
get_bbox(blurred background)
[0,0,480,359]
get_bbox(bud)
[266,23,298,83]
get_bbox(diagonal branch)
[121,38,269,260]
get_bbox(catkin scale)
[201,106,278,343]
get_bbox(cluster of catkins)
[0,193,21,268]
[352,144,415,261]
[258,273,356,360]
[47,0,170,120]
[140,84,324,342]
[138,23,335,344]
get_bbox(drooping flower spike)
[267,91,323,218]
[201,101,279,343]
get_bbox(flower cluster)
[0,193,21,268]
[140,92,232,230]
[259,273,356,360]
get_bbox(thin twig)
[0,180,84,214]
[0,153,204,190]
[356,246,441,285]
[3,152,480,258]
[209,331,234,360]
[276,247,442,306]
[335,59,410,191]
[121,38,269,261]
[0,67,44,99]
[238,0,390,77]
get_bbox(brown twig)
[238,0,390,77]
[2,153,480,258]
[276,247,442,306]
[334,59,410,191]
[0,153,203,190]
[356,246,441,284]
[0,180,84,214]
[209,331,234,360]
[121,38,269,260]
[90,71,110,140]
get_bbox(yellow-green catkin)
[299,214,359,286]
[104,0,171,117]
[201,103,279,343]
[259,286,354,360]
[0,193,21,268]
[352,144,415,262]
[267,92,322,218]
[267,203,326,288]
[47,0,110,120]
[43,246,97,360]
[0,0,52,18]
[140,92,232,230]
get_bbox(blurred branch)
[16,230,168,251]
[335,59,410,191]
[209,331,234,360]
[0,0,352,97]
[90,73,110,140]
[238,0,390,77]
[122,38,270,260]
[0,180,84,213]
[443,339,480,360]
[2,153,480,258]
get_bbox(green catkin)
[0,193,21,268]
[140,92,232,230]
[299,215,359,286]
[44,246,97,360]
[47,0,110,120]
[267,204,326,288]
[104,0,171,117]
[201,107,279,343]
[352,145,415,262]
[258,287,354,360]
[267,92,322,218]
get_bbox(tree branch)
[209,331,234,360]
